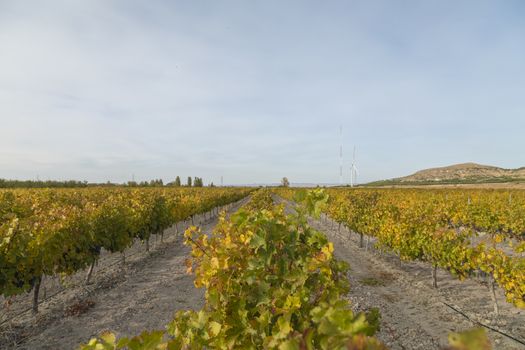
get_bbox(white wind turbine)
[339,125,343,185]
[350,146,358,187]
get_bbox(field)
[1,187,524,349]
[1,197,250,349]
[4,0,525,348]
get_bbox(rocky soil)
[308,211,525,349]
[2,196,524,349]
[0,200,247,350]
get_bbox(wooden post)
[32,276,42,314]
[489,276,499,315]
[85,260,96,285]
[432,264,438,289]
[42,275,46,300]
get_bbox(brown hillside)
[398,163,525,182]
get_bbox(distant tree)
[194,177,204,187]
[174,176,181,187]
[187,176,192,187]
[281,177,290,187]
[209,182,215,187]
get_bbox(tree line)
[0,176,210,188]
[164,176,205,187]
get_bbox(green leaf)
[250,233,266,250]
[279,339,300,350]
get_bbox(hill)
[366,162,525,186]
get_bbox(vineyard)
[1,187,524,349]
[79,189,388,349]
[0,187,252,315]
[275,188,525,310]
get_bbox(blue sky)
[1,1,524,184]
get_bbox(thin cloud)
[1,1,524,184]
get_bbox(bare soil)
[2,197,524,349]
[309,213,525,349]
[0,200,247,350]
[275,197,525,349]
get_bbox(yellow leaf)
[100,331,116,344]
[211,257,220,269]
[209,321,222,336]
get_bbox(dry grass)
[64,299,95,317]
[385,182,525,190]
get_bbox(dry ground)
[276,197,524,349]
[0,199,247,350]
[304,210,525,349]
[375,182,525,190]
[2,196,524,349]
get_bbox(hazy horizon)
[2,1,524,185]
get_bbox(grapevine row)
[0,187,252,312]
[80,189,489,350]
[275,188,525,310]
[81,189,386,349]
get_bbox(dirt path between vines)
[279,199,524,350]
[4,196,525,349]
[2,199,248,350]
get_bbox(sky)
[1,0,524,185]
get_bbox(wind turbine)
[350,146,358,187]
[339,125,343,185]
